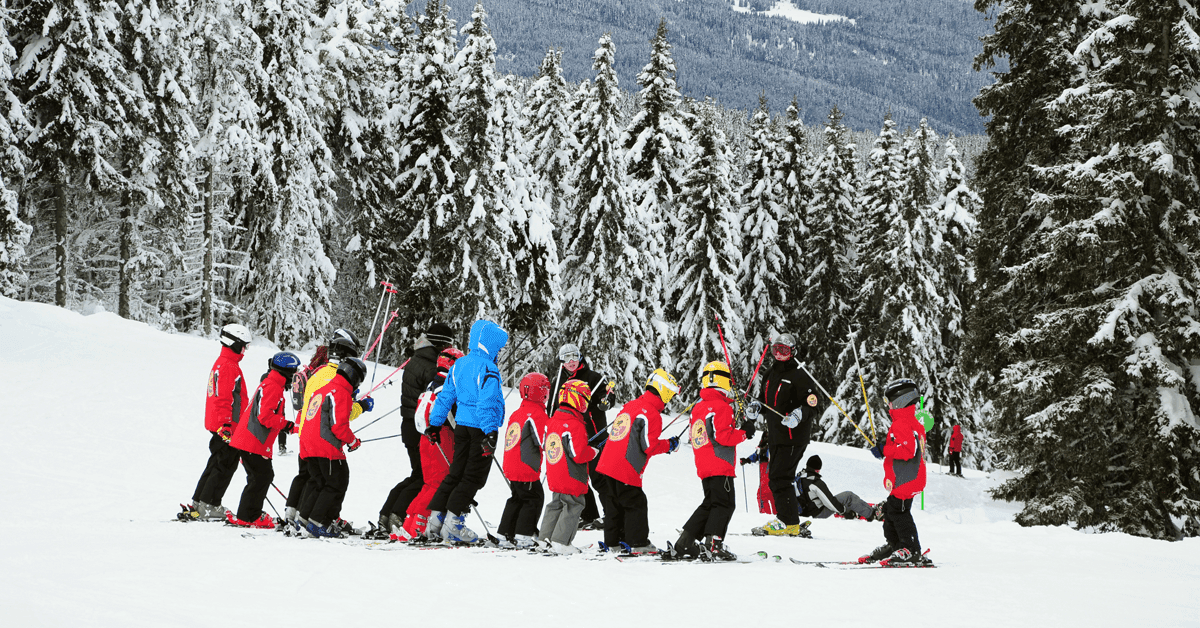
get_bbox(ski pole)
[713,312,739,391]
[362,434,402,443]
[361,358,409,398]
[662,402,697,432]
[364,309,398,363]
[429,434,500,545]
[364,279,392,363]
[849,329,876,442]
[489,450,512,489]
[741,468,748,512]
[271,482,289,501]
[264,495,282,520]
[795,361,876,447]
[742,342,770,401]
[353,403,402,433]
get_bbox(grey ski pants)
[539,492,585,546]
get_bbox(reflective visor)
[560,352,581,363]
[772,344,793,360]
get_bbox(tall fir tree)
[524,47,577,242]
[978,0,1200,539]
[241,0,337,346]
[0,0,31,298]
[560,34,650,394]
[737,94,786,374]
[672,101,745,392]
[774,98,813,342]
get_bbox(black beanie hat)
[805,455,822,472]
[426,322,455,348]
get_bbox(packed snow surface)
[1,295,1197,627]
[730,0,854,25]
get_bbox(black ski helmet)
[884,378,920,409]
[337,357,368,390]
[328,328,362,359]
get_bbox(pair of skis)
[789,548,936,569]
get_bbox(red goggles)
[771,344,793,360]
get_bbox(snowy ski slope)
[1,296,1196,627]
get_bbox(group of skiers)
[179,319,934,566]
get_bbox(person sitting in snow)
[795,455,880,521]
[860,379,932,566]
[226,352,301,528]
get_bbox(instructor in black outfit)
[547,344,612,527]
[375,323,455,535]
[754,333,821,535]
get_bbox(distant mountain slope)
[444,0,993,134]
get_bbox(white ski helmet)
[220,323,252,350]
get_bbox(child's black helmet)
[337,357,368,389]
[328,328,362,359]
[884,379,920,409]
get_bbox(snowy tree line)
[1,3,983,482]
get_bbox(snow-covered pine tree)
[737,94,786,376]
[12,0,137,307]
[560,34,651,395]
[115,0,199,322]
[798,107,862,443]
[623,19,691,373]
[671,101,745,395]
[388,0,461,336]
[499,74,559,377]
[929,136,986,467]
[524,47,578,241]
[774,97,813,340]
[981,0,1200,539]
[240,0,336,347]
[0,0,31,298]
[899,119,938,227]
[448,2,514,325]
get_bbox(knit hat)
[805,455,822,472]
[426,323,455,348]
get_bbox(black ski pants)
[497,480,544,538]
[307,457,350,526]
[767,443,807,526]
[682,475,737,540]
[380,419,424,518]
[235,451,274,523]
[194,432,239,506]
[948,452,962,475]
[883,495,920,553]
[428,425,493,517]
[286,457,311,510]
[600,475,651,548]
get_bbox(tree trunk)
[55,176,68,307]
[202,161,215,336]
[119,189,131,318]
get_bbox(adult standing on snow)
[596,368,681,554]
[374,323,456,537]
[423,319,510,544]
[751,333,821,536]
[182,323,251,522]
[547,343,612,529]
[947,420,964,477]
[667,361,753,561]
[861,378,931,566]
[227,352,301,528]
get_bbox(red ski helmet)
[519,372,551,405]
[437,347,464,371]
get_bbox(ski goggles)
[771,343,793,361]
[560,351,581,363]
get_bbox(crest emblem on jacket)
[610,413,632,441]
[545,432,564,464]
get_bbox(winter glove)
[357,397,374,413]
[781,408,802,429]
[282,421,295,434]
[739,457,751,466]
[217,423,234,442]
[667,436,680,454]
[425,425,441,443]
[481,431,498,457]
[742,419,756,440]
[347,438,362,452]
[869,442,885,460]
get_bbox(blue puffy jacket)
[429,319,509,433]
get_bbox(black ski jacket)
[796,470,845,517]
[546,358,611,438]
[400,345,440,428]
[759,358,820,447]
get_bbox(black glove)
[425,425,441,443]
[481,431,498,457]
[739,457,750,466]
[282,421,295,434]
[870,442,884,460]
[742,420,756,440]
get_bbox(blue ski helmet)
[269,351,302,377]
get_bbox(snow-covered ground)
[1,295,1197,627]
[730,0,854,26]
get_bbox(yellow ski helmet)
[700,360,734,396]
[646,368,680,405]
[558,379,593,413]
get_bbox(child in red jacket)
[668,361,753,561]
[399,348,461,541]
[227,352,301,528]
[539,380,598,553]
[498,373,551,548]
[862,378,932,566]
[947,421,964,477]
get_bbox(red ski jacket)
[230,370,290,458]
[205,346,248,433]
[545,405,597,496]
[883,405,927,500]
[299,374,358,461]
[503,399,549,483]
[689,388,748,479]
[597,391,670,487]
[949,425,963,453]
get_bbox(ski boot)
[859,542,897,564]
[513,534,537,549]
[363,516,390,540]
[623,542,659,556]
[881,547,933,567]
[870,502,885,523]
[663,531,700,562]
[550,542,581,555]
[701,535,737,562]
[306,520,345,539]
[177,504,200,522]
[195,501,228,522]
[425,511,446,542]
[443,512,479,544]
[331,518,360,536]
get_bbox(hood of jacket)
[952,425,961,437]
[220,346,245,363]
[468,319,509,364]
